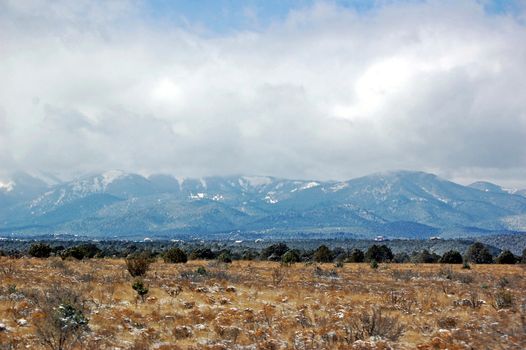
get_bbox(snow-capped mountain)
[1,170,525,239]
[469,181,526,198]
[469,181,508,194]
[0,172,53,210]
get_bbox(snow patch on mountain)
[421,187,450,204]
[28,171,130,211]
[291,181,320,193]
[358,182,393,201]
[54,189,66,206]
[187,192,223,201]
[68,173,116,196]
[264,192,278,204]
[328,182,348,192]
[211,194,224,201]
[189,193,206,200]
[102,170,128,188]
[502,187,519,195]
[71,178,102,194]
[300,182,320,190]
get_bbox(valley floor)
[0,258,524,349]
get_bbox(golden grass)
[0,257,524,349]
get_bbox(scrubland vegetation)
[0,241,525,349]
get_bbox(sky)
[1,0,526,187]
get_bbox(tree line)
[18,241,526,265]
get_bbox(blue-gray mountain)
[1,170,525,240]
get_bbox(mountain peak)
[468,181,505,193]
[101,170,130,188]
[355,170,441,184]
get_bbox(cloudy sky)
[1,0,526,187]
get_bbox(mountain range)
[1,170,525,240]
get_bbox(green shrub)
[497,276,509,288]
[365,245,393,263]
[57,303,88,329]
[281,250,301,265]
[61,243,100,260]
[370,260,379,269]
[411,249,440,263]
[465,242,493,264]
[241,250,257,260]
[347,249,365,263]
[345,308,404,341]
[189,248,215,260]
[163,247,188,264]
[61,247,85,260]
[132,279,149,302]
[314,245,334,263]
[393,252,410,263]
[260,243,289,260]
[126,253,152,277]
[332,247,347,262]
[495,250,517,264]
[217,251,232,264]
[28,243,52,258]
[31,286,89,350]
[440,250,463,264]
[493,290,513,309]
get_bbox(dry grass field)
[0,257,524,349]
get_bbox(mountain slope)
[1,170,526,239]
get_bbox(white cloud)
[0,0,525,187]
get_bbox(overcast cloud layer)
[1,0,526,187]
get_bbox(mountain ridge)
[1,170,525,240]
